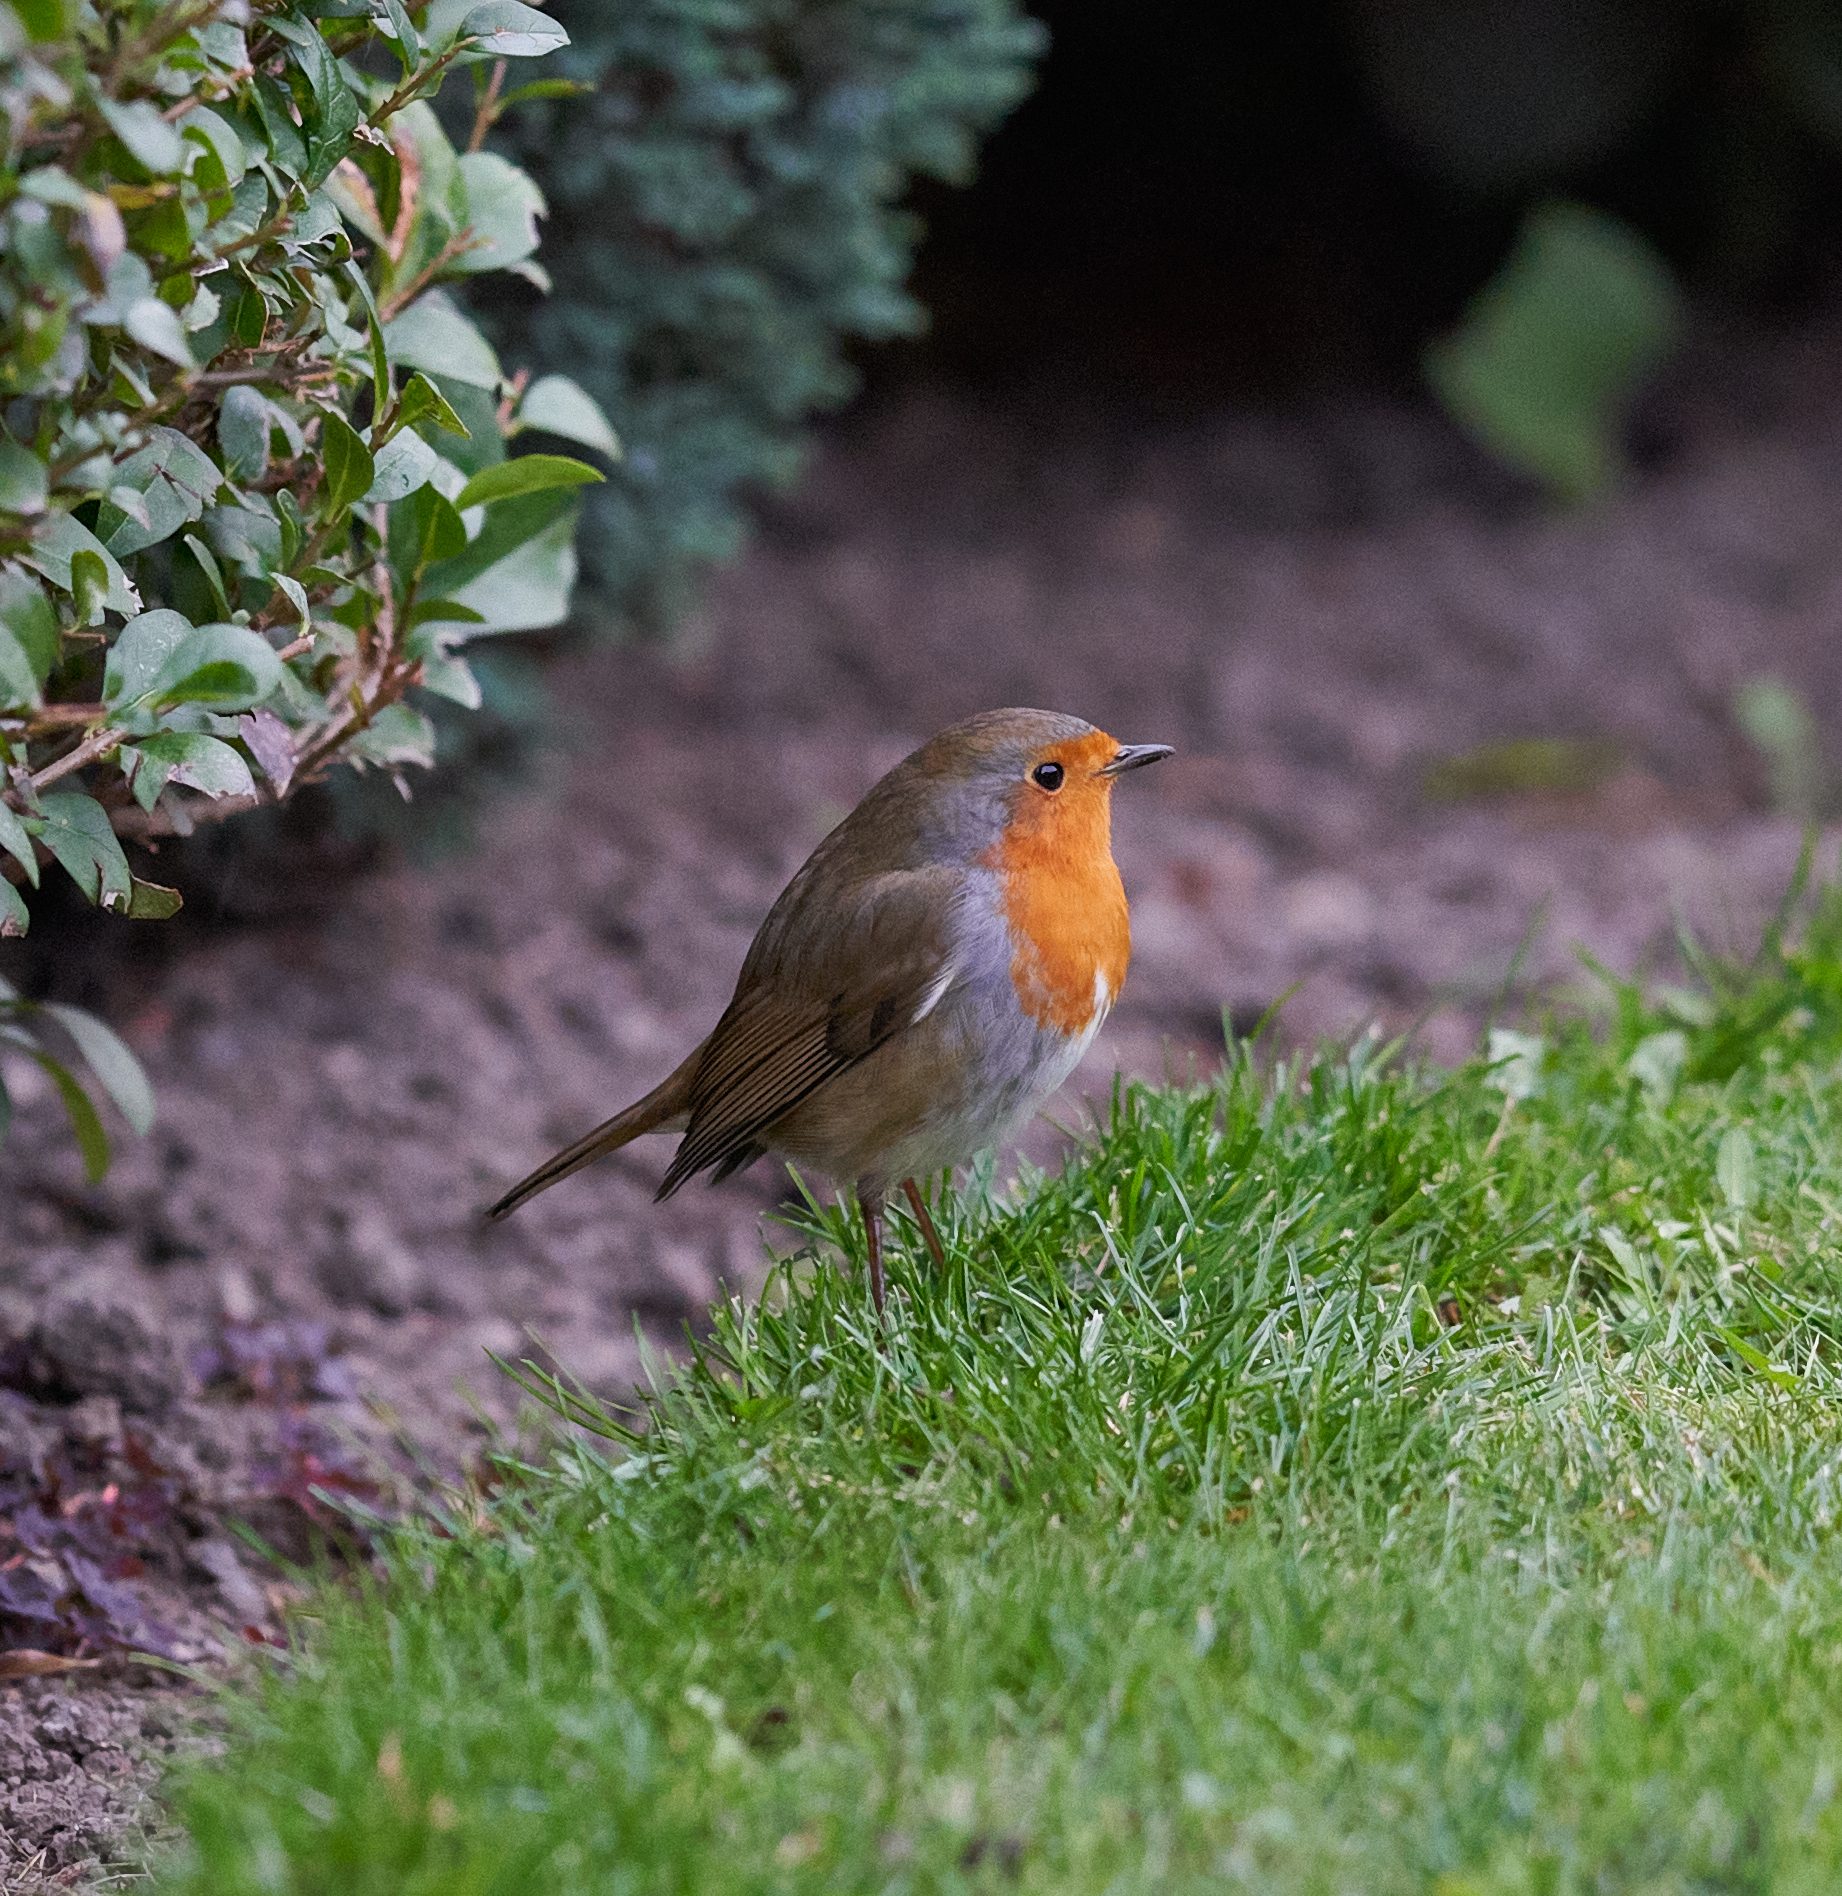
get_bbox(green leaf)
[455,454,603,510]
[208,503,285,581]
[516,376,619,459]
[0,799,38,886]
[389,484,468,576]
[94,426,224,555]
[25,793,133,912]
[418,648,481,708]
[21,516,139,616]
[33,1051,110,1183]
[451,152,546,274]
[342,259,392,420]
[378,0,422,73]
[269,573,311,636]
[251,75,308,178]
[182,534,233,618]
[99,98,186,175]
[0,620,40,710]
[179,105,247,192]
[125,296,195,368]
[225,285,269,350]
[384,294,502,389]
[1426,201,1681,501]
[71,550,109,626]
[0,440,48,515]
[274,18,364,188]
[397,372,470,439]
[0,570,56,684]
[43,1002,155,1135]
[141,623,284,712]
[405,597,486,630]
[124,731,256,811]
[219,385,271,483]
[105,609,194,708]
[9,0,69,43]
[321,412,377,515]
[423,483,570,590]
[364,428,436,504]
[348,702,436,769]
[457,1,570,58]
[0,879,27,939]
[429,495,579,632]
[126,877,183,920]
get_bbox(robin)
[488,708,1173,1314]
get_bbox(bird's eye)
[1031,761,1065,792]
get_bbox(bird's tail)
[486,1052,698,1220]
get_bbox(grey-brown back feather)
[656,865,961,1197]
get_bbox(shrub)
[494,0,1042,628]
[0,0,613,1160]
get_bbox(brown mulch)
[4,317,1842,1883]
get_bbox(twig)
[191,362,337,392]
[386,128,422,264]
[495,368,529,431]
[374,43,466,125]
[468,59,508,153]
[112,791,260,842]
[378,230,484,322]
[161,64,255,119]
[22,723,122,797]
[25,703,104,731]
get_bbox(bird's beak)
[1099,742,1175,778]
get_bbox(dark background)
[895,0,1842,400]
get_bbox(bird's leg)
[859,1190,886,1318]
[901,1178,947,1272]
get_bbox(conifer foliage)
[495,0,1042,627]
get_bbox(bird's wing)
[656,866,962,1198]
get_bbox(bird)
[487,708,1173,1315]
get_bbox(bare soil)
[5,322,1842,1884]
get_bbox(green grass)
[156,870,1842,1893]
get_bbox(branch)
[468,60,508,154]
[24,703,104,731]
[374,43,467,126]
[378,229,485,322]
[22,723,122,797]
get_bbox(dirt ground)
[5,317,1842,1883]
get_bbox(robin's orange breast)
[983,737,1131,1036]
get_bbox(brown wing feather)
[655,867,960,1199]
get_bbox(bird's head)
[896,708,1173,865]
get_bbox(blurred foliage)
[1422,732,1625,804]
[1427,201,1682,500]
[490,0,1043,629]
[0,0,614,1162]
[1735,675,1827,817]
[1346,0,1842,496]
[0,970,149,1180]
